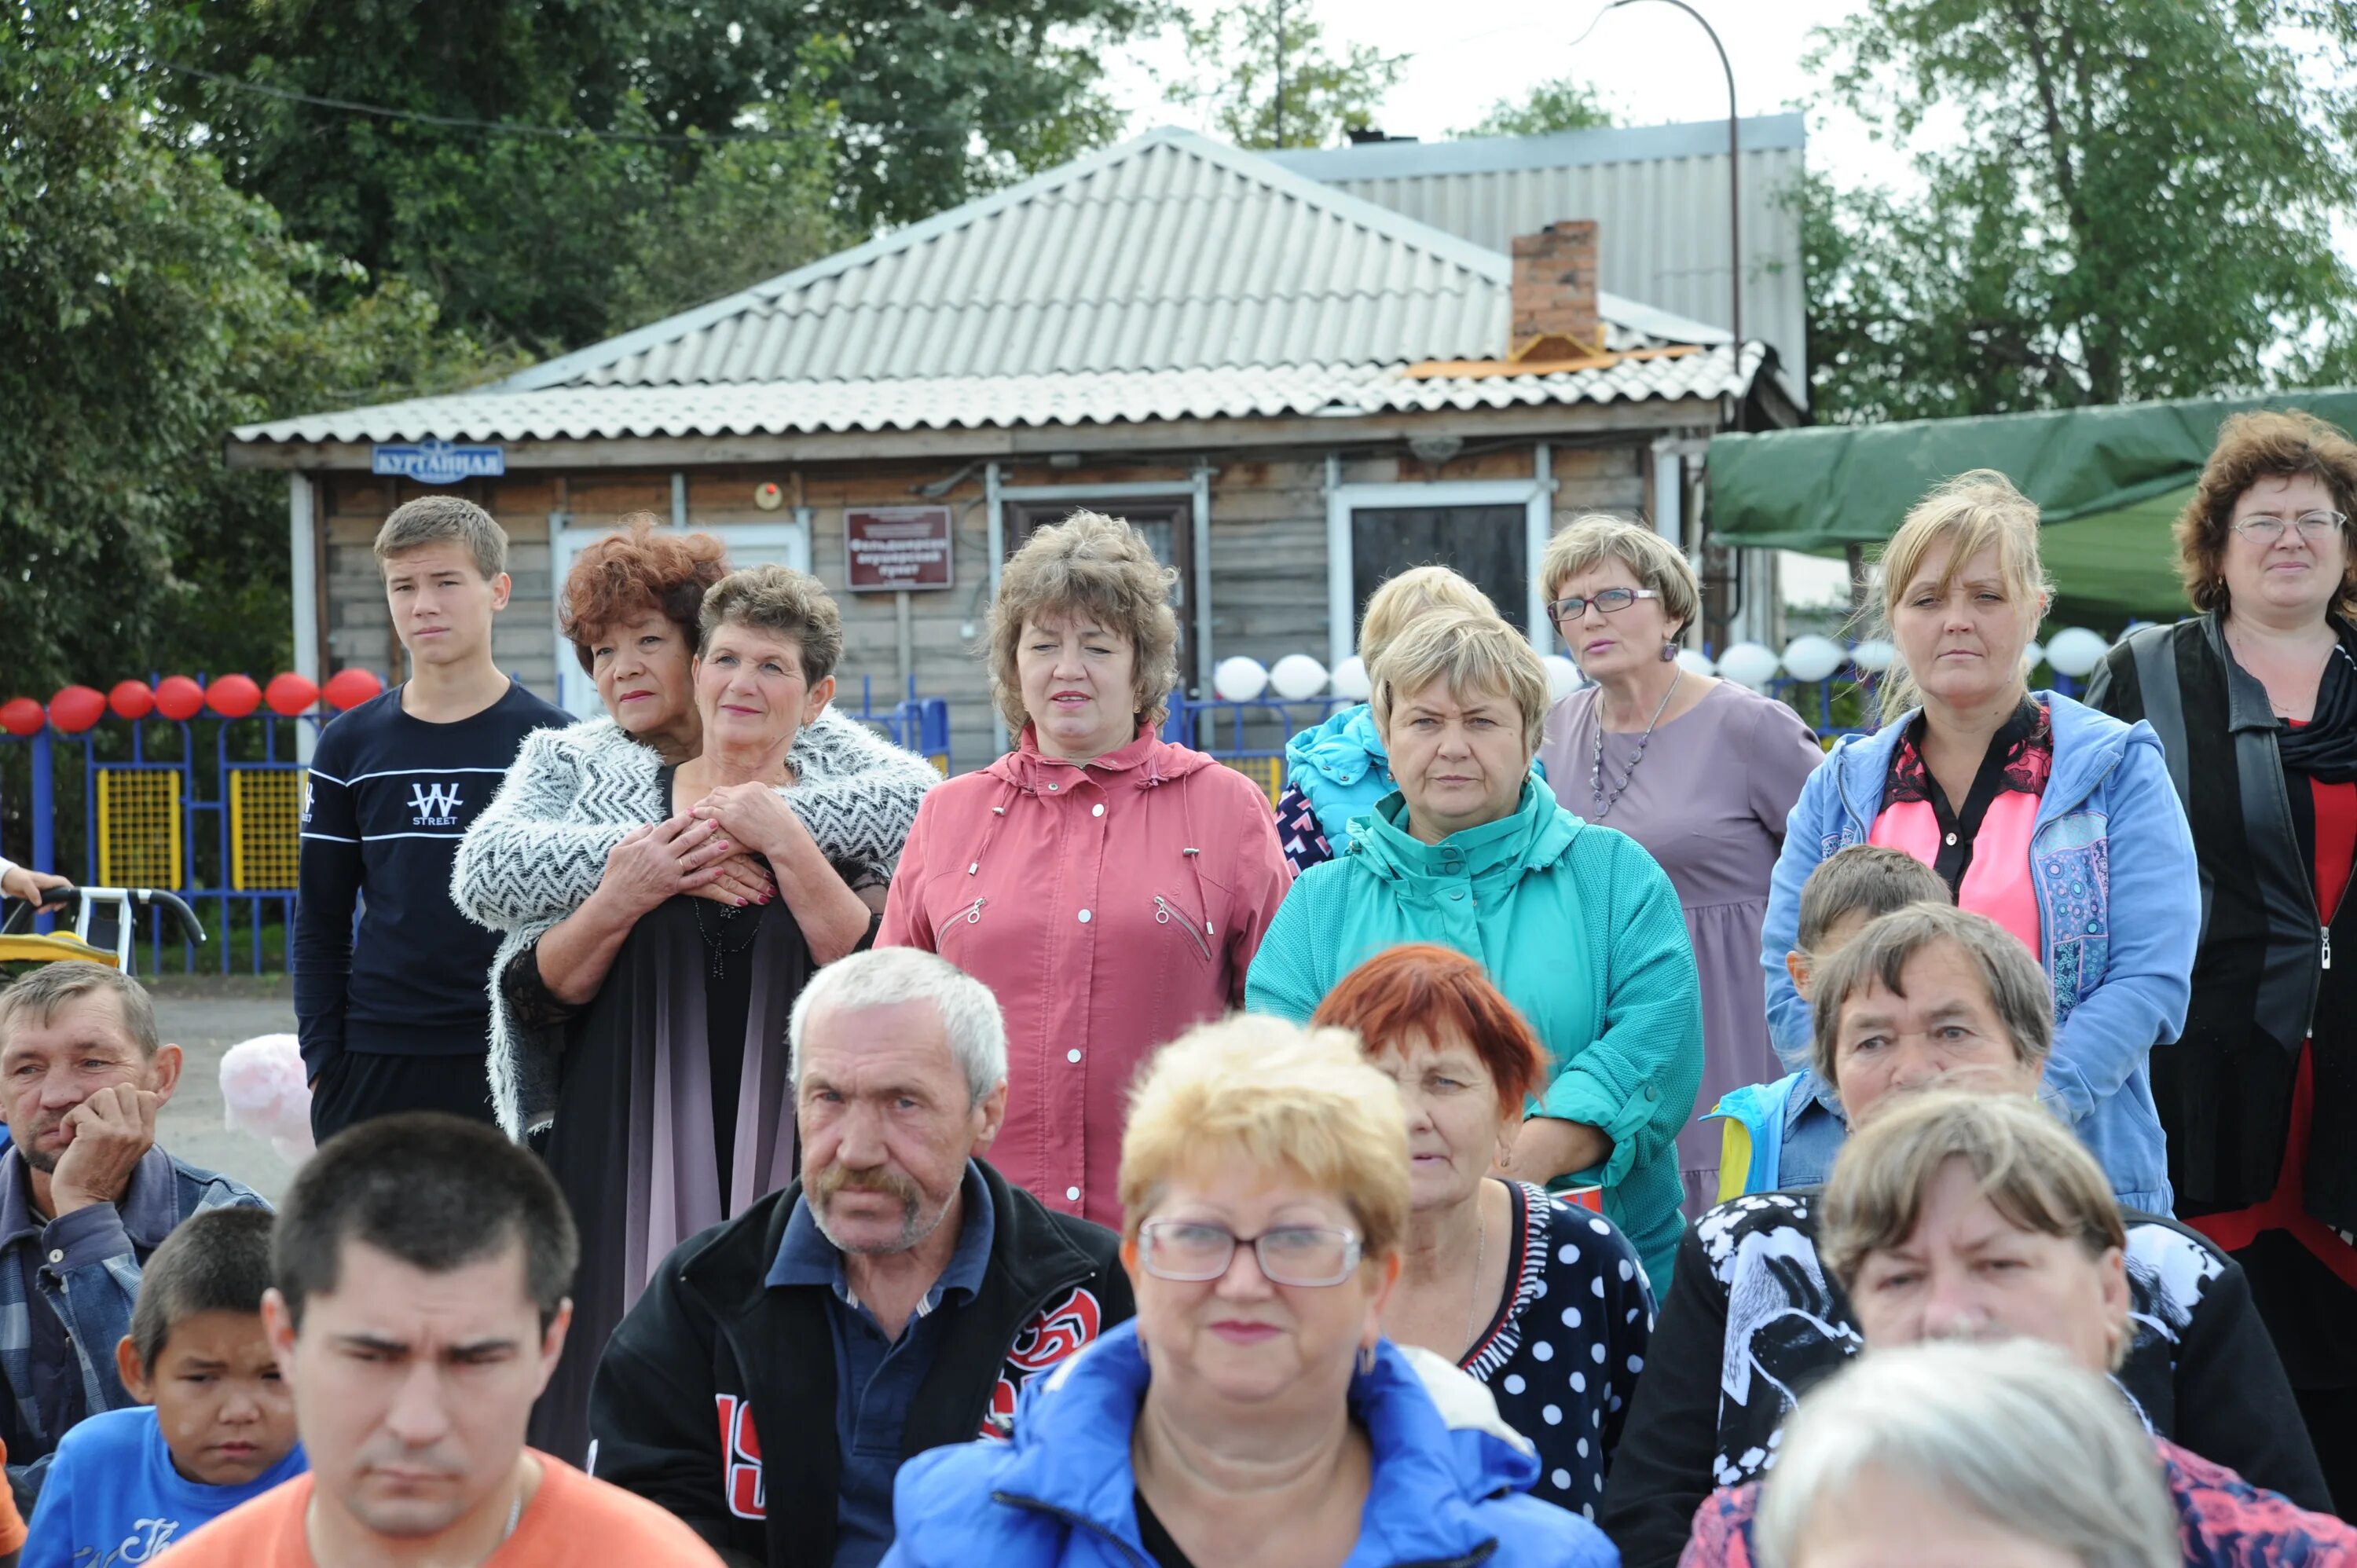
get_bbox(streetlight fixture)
[1604,0,1741,346]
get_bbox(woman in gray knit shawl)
[451,525,934,1460]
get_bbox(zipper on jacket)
[992,1493,1499,1568]
[1153,894,1211,961]
[961,896,988,925]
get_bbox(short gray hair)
[1809,903,2053,1087]
[788,949,1008,1105]
[0,962,159,1057]
[1753,1339,2177,1568]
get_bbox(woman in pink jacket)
[880,511,1291,1225]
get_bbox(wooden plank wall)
[314,438,1651,773]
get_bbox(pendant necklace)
[1589,672,1681,821]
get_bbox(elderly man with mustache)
[588,948,1134,1568]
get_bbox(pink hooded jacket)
[879,724,1292,1225]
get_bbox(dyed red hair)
[560,514,730,672]
[1312,944,1546,1116]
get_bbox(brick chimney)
[1509,220,1601,361]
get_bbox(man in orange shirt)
[167,1113,721,1567]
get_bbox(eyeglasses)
[2231,511,2348,544]
[1547,587,1662,625]
[1136,1220,1362,1287]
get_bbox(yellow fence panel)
[1222,756,1285,808]
[94,770,181,889]
[229,769,307,891]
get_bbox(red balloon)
[0,698,44,738]
[321,668,385,711]
[265,672,320,717]
[204,673,262,720]
[152,676,206,722]
[108,680,154,721]
[48,685,106,734]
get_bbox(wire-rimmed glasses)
[1135,1220,1362,1287]
[1547,586,1662,625]
[2231,510,2348,544]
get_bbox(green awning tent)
[1707,387,2357,630]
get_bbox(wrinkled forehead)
[1838,947,2000,1034]
[0,990,141,1064]
[301,1237,541,1344]
[797,999,959,1086]
[702,621,805,665]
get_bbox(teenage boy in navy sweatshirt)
[293,496,568,1141]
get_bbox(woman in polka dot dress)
[1315,944,1655,1517]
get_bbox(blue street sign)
[371,440,507,485]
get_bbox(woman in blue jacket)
[1758,470,2198,1212]
[882,1016,1616,1568]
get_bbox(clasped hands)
[602,784,812,913]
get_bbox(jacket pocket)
[1153,892,1213,964]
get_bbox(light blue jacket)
[1702,1070,1849,1200]
[1284,702,1392,854]
[882,1324,1618,1568]
[1759,691,2198,1211]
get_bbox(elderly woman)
[1312,943,1653,1517]
[1277,566,1501,871]
[453,518,937,1138]
[1602,903,2326,1568]
[491,566,900,1463]
[1760,470,2199,1214]
[879,1015,1615,1567]
[1682,1094,2357,1565]
[2088,410,2357,1511]
[1248,606,1702,1288]
[1537,517,1823,1213]
[879,511,1289,1225]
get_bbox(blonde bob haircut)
[1752,1340,2178,1568]
[1872,470,2052,724]
[1539,515,1701,639]
[1356,566,1498,672]
[1370,609,1551,756]
[1819,1092,2130,1369]
[1118,1014,1409,1262]
[989,511,1181,735]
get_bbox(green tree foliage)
[1461,75,1613,138]
[1170,2,1407,149]
[174,0,1151,353]
[1802,0,2357,423]
[0,0,493,694]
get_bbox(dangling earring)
[1659,639,1679,663]
[1356,1342,1377,1376]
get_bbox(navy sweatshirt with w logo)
[293,680,569,1074]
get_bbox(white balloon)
[1849,638,1896,673]
[1213,656,1269,702]
[1541,654,1584,702]
[2044,626,2109,678]
[1717,641,1781,690]
[1674,647,1717,676]
[2022,641,2045,674]
[1270,654,1329,701]
[1331,655,1372,701]
[1780,634,1846,684]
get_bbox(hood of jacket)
[1286,703,1388,789]
[984,723,1215,797]
[1347,779,1582,892]
[970,1322,1543,1565]
[1822,689,2148,825]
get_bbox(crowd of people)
[0,405,2354,1564]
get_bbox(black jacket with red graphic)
[588,1158,1133,1568]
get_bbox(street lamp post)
[1607,0,1740,346]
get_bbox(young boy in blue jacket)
[20,1208,303,1566]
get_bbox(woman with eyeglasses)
[1758,471,2198,1215]
[1535,517,1824,1214]
[2088,410,2357,1515]
[879,1015,1617,1568]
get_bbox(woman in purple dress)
[1535,517,1823,1214]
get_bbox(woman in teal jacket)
[1249,609,1703,1287]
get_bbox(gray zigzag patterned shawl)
[449,708,940,1137]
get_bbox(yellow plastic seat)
[0,933,121,969]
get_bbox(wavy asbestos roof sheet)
[230,346,1765,445]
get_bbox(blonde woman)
[1536,516,1823,1211]
[880,1016,1614,1567]
[1758,471,2197,1213]
[879,512,1289,1227]
[1277,566,1501,870]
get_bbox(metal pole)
[1273,0,1286,147]
[1608,0,1739,343]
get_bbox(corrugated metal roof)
[1268,116,1809,405]
[230,346,1767,445]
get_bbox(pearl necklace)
[1589,673,1681,820]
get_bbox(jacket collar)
[1285,703,1388,788]
[991,1324,1533,1566]
[1827,690,2136,826]
[1350,779,1578,886]
[764,1160,996,1316]
[0,1144,178,1251]
[984,724,1209,795]
[2199,607,2327,735]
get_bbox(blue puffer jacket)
[1285,703,1394,855]
[1759,691,2198,1212]
[881,1322,1618,1568]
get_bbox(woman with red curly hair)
[2090,409,2357,1512]
[1314,943,1655,1519]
